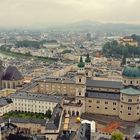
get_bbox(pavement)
[81,113,140,135]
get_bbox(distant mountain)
[47,20,140,34]
[2,20,140,34]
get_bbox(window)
[79,92,81,96]
[113,108,116,110]
[121,105,123,108]
[137,113,139,115]
[120,111,122,113]
[113,102,116,105]
[13,82,16,89]
[130,81,132,84]
[3,82,6,88]
[79,79,81,83]
[7,82,10,88]
[137,107,139,109]
[79,100,81,104]
[89,100,92,103]
[96,100,100,103]
[128,99,132,102]
[128,107,131,110]
[124,80,126,83]
[89,106,91,108]
[137,99,139,102]
[105,107,108,109]
[97,106,99,108]
[105,101,108,104]
[128,113,131,115]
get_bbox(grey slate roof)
[86,91,120,100]
[1,123,17,133]
[0,118,5,124]
[0,98,12,107]
[86,79,123,89]
[19,82,38,92]
[37,77,75,84]
[46,104,63,130]
[7,118,46,125]
[77,123,91,140]
[9,92,63,103]
[2,66,23,81]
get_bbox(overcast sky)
[0,0,140,27]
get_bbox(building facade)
[32,55,140,122]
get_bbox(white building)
[9,92,63,114]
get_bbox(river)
[0,52,14,59]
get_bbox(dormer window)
[128,99,132,102]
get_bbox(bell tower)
[85,54,92,79]
[0,61,4,89]
[75,56,86,113]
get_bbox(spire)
[78,56,85,68]
[85,54,91,63]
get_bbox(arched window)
[13,82,16,89]
[3,82,6,88]
[7,82,10,88]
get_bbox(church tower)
[85,54,92,79]
[0,61,4,89]
[75,56,86,113]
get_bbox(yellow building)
[1,55,140,122]
[10,92,63,114]
[120,36,138,47]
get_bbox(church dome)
[85,54,91,63]
[78,56,85,68]
[122,66,140,78]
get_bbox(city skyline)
[0,0,140,27]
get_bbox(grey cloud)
[0,0,140,27]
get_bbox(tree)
[121,56,126,66]
[111,131,124,140]
[46,109,52,119]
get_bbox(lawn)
[3,111,50,120]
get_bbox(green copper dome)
[78,56,85,68]
[85,54,91,63]
[122,66,140,78]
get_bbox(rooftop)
[77,123,91,140]
[86,91,120,100]
[9,92,63,103]
[2,66,23,81]
[46,104,63,130]
[86,79,123,89]
[122,66,140,78]
[78,56,85,68]
[0,98,12,107]
[121,87,140,96]
[6,118,46,125]
[37,77,75,84]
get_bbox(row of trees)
[15,40,58,48]
[102,40,140,58]
[15,40,43,48]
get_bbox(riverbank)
[0,49,58,62]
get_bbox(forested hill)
[102,40,140,58]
